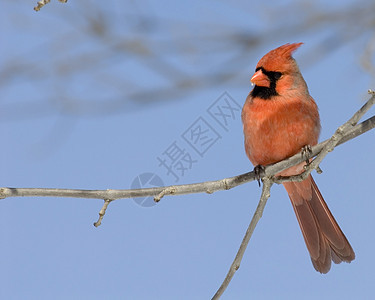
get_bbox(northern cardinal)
[242,43,355,273]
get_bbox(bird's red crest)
[256,43,303,72]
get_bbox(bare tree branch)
[0,92,373,298]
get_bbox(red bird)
[242,43,355,273]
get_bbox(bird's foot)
[301,145,313,164]
[254,165,265,187]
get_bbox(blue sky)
[1,1,375,299]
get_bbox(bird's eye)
[273,72,282,80]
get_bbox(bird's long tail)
[283,175,355,273]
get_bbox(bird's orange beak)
[250,69,270,87]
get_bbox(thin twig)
[34,0,67,11]
[34,0,50,11]
[93,199,112,227]
[154,187,177,202]
[212,178,273,300]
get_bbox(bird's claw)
[254,165,265,187]
[301,145,313,164]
